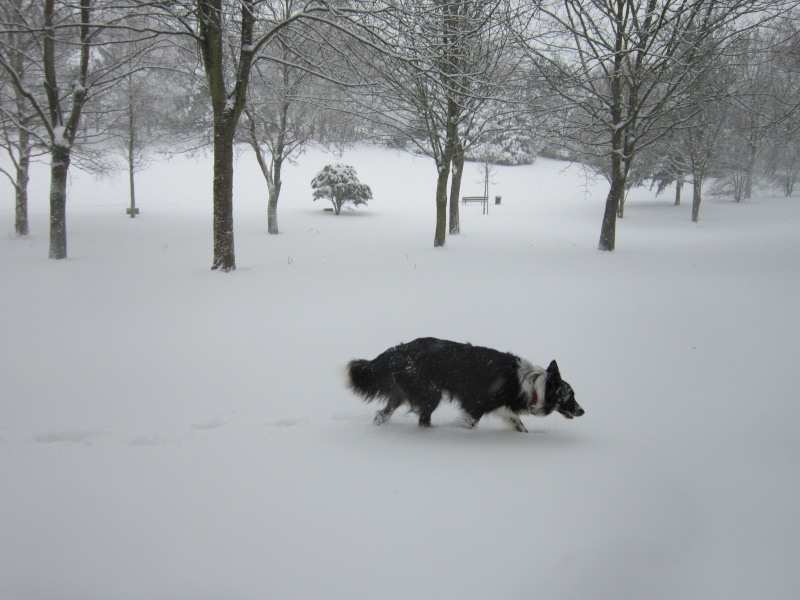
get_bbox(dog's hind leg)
[393,375,441,428]
[374,399,401,425]
[415,393,438,427]
[416,388,444,428]
[373,405,397,425]
[373,390,404,426]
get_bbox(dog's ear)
[547,360,560,379]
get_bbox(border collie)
[346,337,583,432]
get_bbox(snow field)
[1,146,799,599]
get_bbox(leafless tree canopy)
[2,0,800,261]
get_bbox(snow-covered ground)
[2,146,799,600]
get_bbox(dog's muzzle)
[561,405,585,419]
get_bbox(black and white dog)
[346,337,584,432]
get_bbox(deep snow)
[2,145,799,600]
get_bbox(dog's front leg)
[505,413,528,433]
[458,411,480,430]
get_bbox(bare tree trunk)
[691,177,703,223]
[434,163,450,246]
[41,0,89,260]
[15,128,30,236]
[617,159,629,219]
[599,179,623,251]
[268,156,282,234]
[675,174,683,206]
[211,120,236,271]
[617,139,637,219]
[10,9,31,237]
[128,160,136,217]
[598,4,625,252]
[246,109,283,235]
[127,106,137,218]
[448,139,464,235]
[198,0,257,271]
[744,141,757,200]
[267,99,289,235]
[49,145,70,259]
[599,134,625,250]
[434,96,458,247]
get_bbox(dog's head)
[543,360,584,420]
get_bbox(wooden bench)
[461,195,488,214]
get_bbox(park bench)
[461,195,488,214]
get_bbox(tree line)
[2,1,800,269]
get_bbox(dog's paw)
[507,414,528,433]
[458,414,478,429]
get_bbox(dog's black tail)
[346,358,393,402]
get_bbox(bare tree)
[243,9,333,235]
[150,0,385,270]
[185,0,259,271]
[683,108,728,222]
[97,53,175,216]
[523,0,793,251]
[41,0,92,258]
[0,0,41,236]
[767,125,800,196]
[721,32,785,201]
[348,1,522,246]
[767,15,800,196]
[116,73,154,217]
[0,0,162,258]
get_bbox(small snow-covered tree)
[311,164,372,215]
